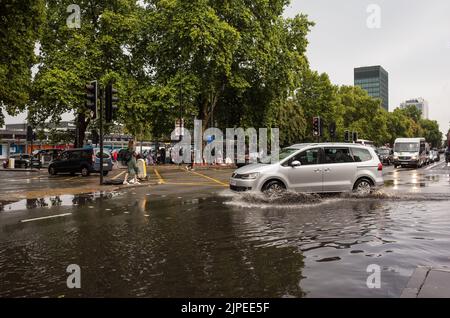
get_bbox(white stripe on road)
[20,213,72,223]
[425,160,446,171]
[112,171,126,180]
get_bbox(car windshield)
[395,143,419,152]
[96,151,110,159]
[378,149,390,155]
[259,148,298,164]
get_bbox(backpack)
[121,149,132,163]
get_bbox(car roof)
[288,143,375,150]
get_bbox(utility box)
[8,158,15,169]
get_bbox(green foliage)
[1,0,443,148]
[0,0,45,125]
[29,0,143,143]
[418,119,442,148]
[144,0,314,133]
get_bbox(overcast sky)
[285,0,450,134]
[5,0,450,134]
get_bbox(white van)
[393,138,427,168]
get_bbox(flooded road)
[1,162,450,297]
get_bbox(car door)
[68,151,82,172]
[54,151,69,172]
[280,147,323,192]
[322,147,356,192]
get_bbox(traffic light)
[329,122,336,140]
[105,82,119,123]
[85,81,98,120]
[344,130,350,142]
[353,131,358,142]
[26,126,34,142]
[313,117,322,137]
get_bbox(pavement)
[0,165,231,203]
[401,267,450,298]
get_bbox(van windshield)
[394,143,419,152]
[259,148,298,164]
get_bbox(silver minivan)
[229,143,384,194]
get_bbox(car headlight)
[411,155,418,160]
[394,156,398,160]
[240,172,260,180]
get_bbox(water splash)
[223,189,450,209]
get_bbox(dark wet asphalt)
[1,161,450,297]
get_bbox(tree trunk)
[75,113,89,148]
[200,84,225,132]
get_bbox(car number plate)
[230,180,237,186]
[103,163,109,167]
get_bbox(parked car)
[429,150,440,163]
[446,148,450,163]
[376,147,394,166]
[229,143,384,195]
[8,153,37,169]
[48,148,113,176]
[32,149,63,168]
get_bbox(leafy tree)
[399,105,422,123]
[334,86,389,145]
[0,0,44,125]
[292,70,337,142]
[141,0,314,135]
[268,98,307,147]
[386,109,415,145]
[419,119,442,148]
[29,0,143,146]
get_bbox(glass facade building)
[354,66,389,111]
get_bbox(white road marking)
[20,213,72,223]
[112,171,126,180]
[425,161,446,171]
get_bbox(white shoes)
[123,179,140,185]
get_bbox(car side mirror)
[291,160,301,167]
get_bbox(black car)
[446,148,450,163]
[48,148,113,177]
[376,147,394,166]
[8,154,37,168]
[32,149,63,168]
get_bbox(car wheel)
[263,180,286,195]
[81,167,90,177]
[353,179,373,195]
[49,166,57,176]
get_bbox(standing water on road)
[1,182,450,297]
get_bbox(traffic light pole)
[99,86,104,186]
